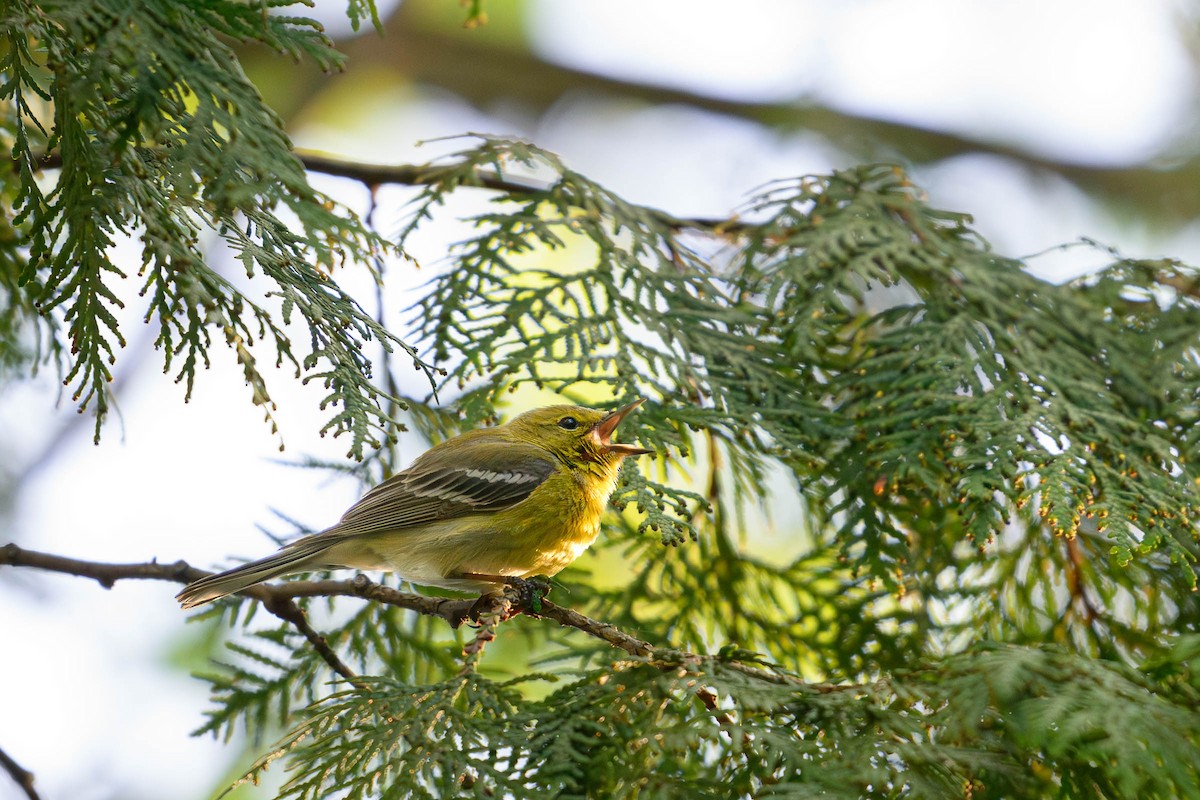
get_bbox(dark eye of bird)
[558,416,579,430]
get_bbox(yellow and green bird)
[176,400,652,608]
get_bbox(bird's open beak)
[594,398,654,457]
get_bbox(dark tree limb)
[0,544,205,587]
[1064,535,1102,625]
[24,149,739,234]
[0,543,807,689]
[243,2,1200,224]
[0,745,40,800]
[535,599,655,657]
[0,543,652,657]
[259,594,363,687]
[0,544,372,685]
[303,151,740,232]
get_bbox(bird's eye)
[558,416,579,430]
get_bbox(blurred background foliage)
[3,0,1200,798]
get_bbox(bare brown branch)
[535,599,655,657]
[24,149,738,234]
[0,543,658,658]
[25,149,541,197]
[0,543,811,690]
[0,544,205,588]
[1064,535,1102,625]
[269,6,1200,224]
[260,594,363,687]
[0,543,370,684]
[0,745,40,800]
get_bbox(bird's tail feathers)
[176,538,335,609]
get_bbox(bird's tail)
[176,538,336,609]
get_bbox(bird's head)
[508,399,654,465]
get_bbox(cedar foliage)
[0,0,430,452]
[3,2,1200,798]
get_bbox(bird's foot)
[502,575,552,615]
[459,574,553,625]
[459,577,554,670]
[464,577,552,625]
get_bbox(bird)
[176,399,653,608]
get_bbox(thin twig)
[536,599,655,657]
[260,594,363,688]
[1064,535,1101,625]
[305,153,744,233]
[0,544,204,587]
[695,685,738,728]
[0,745,40,800]
[301,152,545,198]
[291,575,479,626]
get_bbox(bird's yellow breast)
[338,460,623,592]
[497,462,621,573]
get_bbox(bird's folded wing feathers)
[327,441,558,536]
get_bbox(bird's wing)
[326,440,558,537]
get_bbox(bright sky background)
[2,1,1197,798]
[530,0,1195,163]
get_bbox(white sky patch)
[304,0,404,39]
[529,0,821,102]
[819,0,1194,163]
[530,0,1195,165]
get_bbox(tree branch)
[1064,535,1101,625]
[0,543,374,685]
[243,4,1200,224]
[24,149,739,234]
[25,148,541,197]
[259,594,363,688]
[1,543,806,689]
[298,152,545,198]
[300,152,740,231]
[535,599,655,657]
[0,544,205,587]
[0,745,40,800]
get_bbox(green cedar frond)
[0,0,433,455]
[395,140,1200,674]
[235,675,530,800]
[401,137,772,545]
[226,648,1200,799]
[196,626,329,744]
